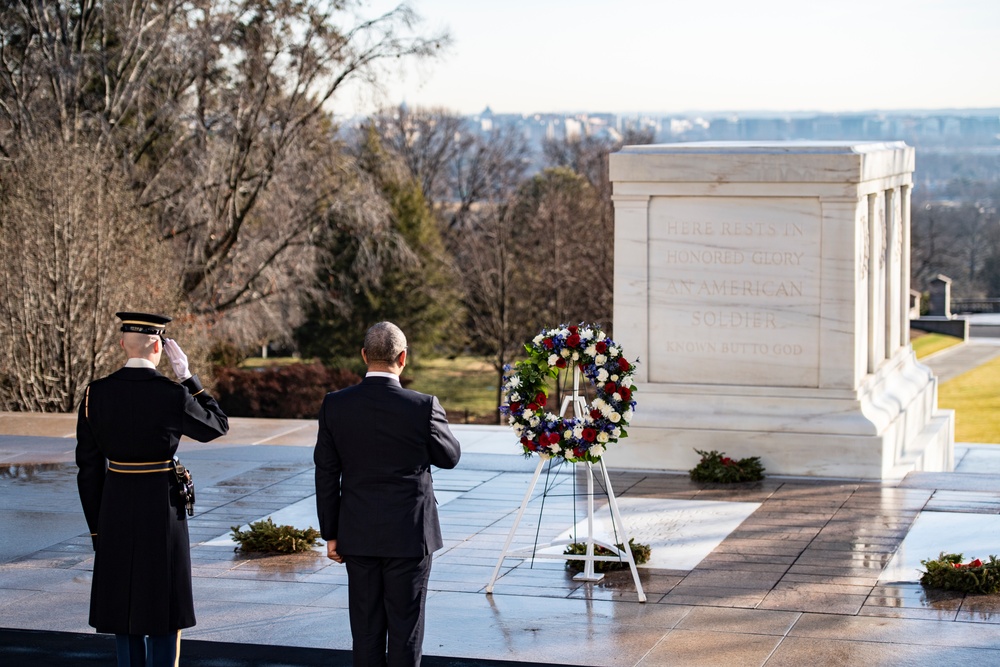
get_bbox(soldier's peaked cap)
[116,312,171,336]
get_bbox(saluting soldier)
[76,312,229,667]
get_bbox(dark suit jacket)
[314,376,461,557]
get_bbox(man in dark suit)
[314,321,461,667]
[76,312,229,667]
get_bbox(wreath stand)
[485,366,646,602]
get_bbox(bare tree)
[448,124,531,229]
[136,2,449,316]
[0,0,189,152]
[1,1,448,317]
[453,203,536,421]
[511,166,607,325]
[370,104,468,205]
[452,167,606,422]
[0,141,176,411]
[370,105,531,229]
[912,197,998,298]
[541,129,653,313]
[976,203,1000,297]
[0,2,449,407]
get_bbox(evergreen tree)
[297,126,461,364]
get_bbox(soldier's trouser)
[115,631,180,667]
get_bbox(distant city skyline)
[338,0,1000,117]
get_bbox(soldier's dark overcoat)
[76,367,228,635]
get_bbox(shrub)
[920,553,1000,594]
[213,363,360,419]
[689,449,765,483]
[564,538,651,573]
[209,341,250,368]
[231,518,322,554]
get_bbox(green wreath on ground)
[688,449,765,483]
[920,553,1000,594]
[230,518,322,554]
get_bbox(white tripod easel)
[485,366,646,602]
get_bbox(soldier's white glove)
[163,338,192,381]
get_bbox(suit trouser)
[114,631,181,667]
[344,553,433,667]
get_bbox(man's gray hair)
[364,321,407,363]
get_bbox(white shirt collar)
[124,358,157,370]
[366,371,401,382]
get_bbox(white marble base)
[604,349,953,479]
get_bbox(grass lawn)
[240,356,304,368]
[911,332,964,359]
[909,330,999,443]
[405,355,502,424]
[939,355,1000,444]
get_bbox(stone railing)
[951,299,1000,314]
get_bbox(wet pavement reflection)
[5,429,1000,664]
[0,462,69,481]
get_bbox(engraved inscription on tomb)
[648,197,822,387]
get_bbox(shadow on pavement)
[0,628,578,667]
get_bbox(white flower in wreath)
[623,409,633,421]
[501,324,636,462]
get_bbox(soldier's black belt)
[107,458,196,516]
[108,460,173,473]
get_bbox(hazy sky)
[339,0,1000,116]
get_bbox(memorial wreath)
[500,324,637,463]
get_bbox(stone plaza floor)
[3,341,1000,665]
